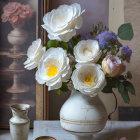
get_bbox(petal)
[48,33,62,41]
[59,29,76,42]
[24,58,38,70]
[35,71,46,84]
[62,67,72,82]
[27,38,42,58]
[48,78,62,91]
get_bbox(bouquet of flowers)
[1,2,34,26]
[24,3,135,104]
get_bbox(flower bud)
[102,55,124,77]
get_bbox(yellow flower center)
[46,64,58,77]
[83,48,93,56]
[84,74,96,86]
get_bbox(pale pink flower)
[3,2,21,15]
[9,15,19,24]
[20,5,34,19]
[102,55,125,77]
[1,13,9,22]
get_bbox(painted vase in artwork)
[9,104,30,140]
[7,25,29,93]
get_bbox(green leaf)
[118,82,130,104]
[68,39,75,54]
[118,23,134,40]
[72,37,79,45]
[61,42,68,51]
[77,35,81,40]
[118,75,126,81]
[93,25,98,34]
[56,89,61,95]
[102,85,112,93]
[60,82,69,92]
[111,78,120,88]
[110,46,117,55]
[47,40,59,48]
[123,81,135,95]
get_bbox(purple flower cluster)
[96,30,117,48]
[121,46,132,62]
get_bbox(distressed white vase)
[9,104,30,140]
[60,90,108,140]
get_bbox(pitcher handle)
[108,91,118,120]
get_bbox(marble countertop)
[33,121,140,140]
[0,130,33,140]
[1,121,140,140]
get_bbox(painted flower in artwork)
[102,55,125,77]
[35,47,72,91]
[42,3,85,42]
[71,63,106,97]
[24,39,45,70]
[1,2,34,26]
[74,40,101,63]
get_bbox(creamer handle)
[108,91,118,120]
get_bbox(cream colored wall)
[103,0,140,120]
[109,0,124,33]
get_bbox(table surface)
[0,130,33,140]
[33,121,140,140]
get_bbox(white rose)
[71,63,106,97]
[74,40,101,63]
[42,3,85,42]
[24,39,45,70]
[35,47,72,91]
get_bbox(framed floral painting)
[0,0,49,128]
